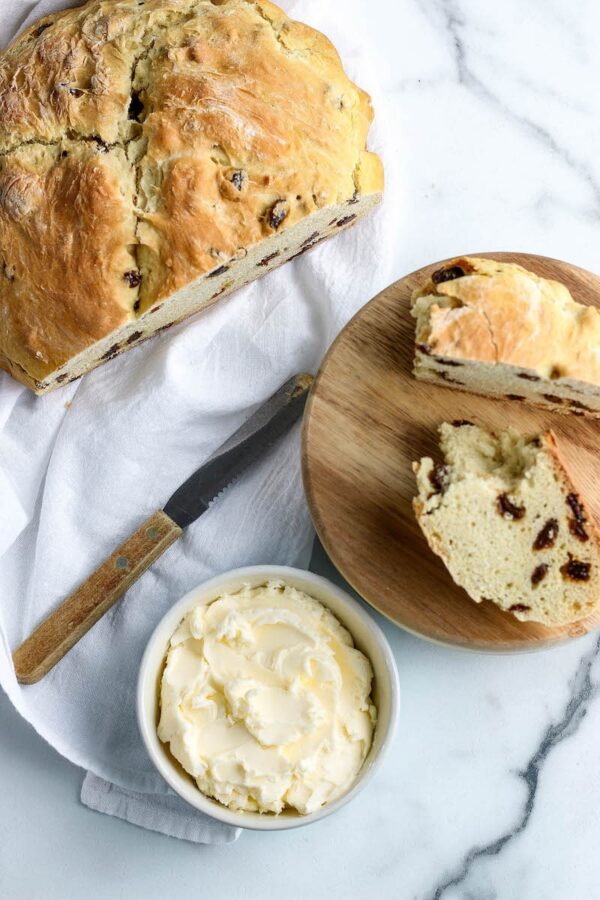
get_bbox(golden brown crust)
[542,430,600,551]
[0,0,383,389]
[133,0,379,305]
[412,256,600,382]
[0,4,134,151]
[0,142,136,382]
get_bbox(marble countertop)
[3,0,600,897]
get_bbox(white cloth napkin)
[0,0,397,843]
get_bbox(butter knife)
[13,373,313,684]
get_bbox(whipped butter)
[158,581,376,815]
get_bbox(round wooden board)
[302,252,600,652]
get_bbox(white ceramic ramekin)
[137,565,400,831]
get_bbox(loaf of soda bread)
[411,257,600,418]
[0,0,383,393]
[413,422,600,627]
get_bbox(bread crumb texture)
[411,257,600,418]
[0,0,382,387]
[413,422,600,626]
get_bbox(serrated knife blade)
[164,373,313,527]
[13,373,313,684]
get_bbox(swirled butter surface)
[157,581,376,815]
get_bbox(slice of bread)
[411,256,600,418]
[413,422,600,626]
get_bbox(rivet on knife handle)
[12,510,182,684]
[12,373,313,684]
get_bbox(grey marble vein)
[424,634,600,900]
[413,0,600,217]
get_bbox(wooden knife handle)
[13,510,182,685]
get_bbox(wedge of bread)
[411,257,600,418]
[0,0,383,393]
[413,422,600,626]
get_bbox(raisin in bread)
[411,257,600,418]
[0,0,383,394]
[413,422,600,626]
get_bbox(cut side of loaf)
[24,193,379,394]
[413,422,600,626]
[411,257,600,418]
[0,0,383,394]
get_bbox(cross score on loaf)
[0,0,383,393]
